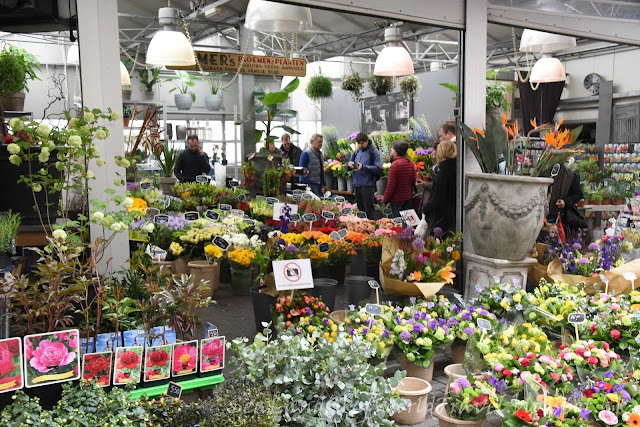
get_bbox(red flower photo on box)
[82,352,112,387]
[0,337,23,393]
[200,336,225,372]
[172,341,198,377]
[144,344,172,382]
[112,346,143,385]
[24,329,80,388]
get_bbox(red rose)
[537,409,544,418]
[84,354,111,375]
[602,342,610,351]
[559,345,568,350]
[588,345,596,350]
[575,347,585,357]
[503,369,512,377]
[550,372,560,382]
[583,389,595,398]
[590,323,597,332]
[520,358,531,368]
[587,356,599,365]
[610,330,621,340]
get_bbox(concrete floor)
[196,280,502,426]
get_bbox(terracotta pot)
[391,377,432,425]
[152,260,175,275]
[188,260,220,294]
[123,117,130,127]
[602,198,610,205]
[576,200,586,208]
[400,354,434,382]
[174,257,190,275]
[450,345,466,365]
[591,200,601,205]
[435,403,486,427]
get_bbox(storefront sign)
[169,52,307,77]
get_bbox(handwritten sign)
[166,382,183,399]
[302,213,317,222]
[393,217,404,225]
[302,193,313,200]
[237,193,246,202]
[290,213,301,222]
[266,197,279,206]
[334,196,345,203]
[212,236,230,251]
[356,211,368,219]
[272,259,314,291]
[231,209,245,217]
[568,313,586,324]
[477,319,492,331]
[318,242,329,253]
[293,189,303,195]
[218,204,232,212]
[368,280,380,289]
[292,194,302,202]
[341,207,353,215]
[154,214,169,224]
[329,231,342,241]
[205,210,220,221]
[229,179,240,187]
[383,207,392,216]
[321,210,335,220]
[365,303,382,316]
[338,229,348,239]
[184,211,200,221]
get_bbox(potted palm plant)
[153,139,179,195]
[0,44,40,138]
[137,68,161,101]
[203,73,225,111]
[165,71,199,110]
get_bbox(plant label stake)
[368,280,380,305]
[146,208,160,219]
[231,209,244,217]
[205,210,220,221]
[166,381,183,399]
[341,207,353,215]
[477,318,491,341]
[303,213,316,231]
[184,211,199,221]
[290,213,301,225]
[392,217,404,225]
[365,303,382,316]
[302,193,313,201]
[568,313,585,341]
[318,242,329,253]
[334,196,345,204]
[383,207,392,216]
[329,231,342,241]
[212,236,230,251]
[624,272,637,290]
[218,204,232,214]
[140,181,152,190]
[600,274,610,294]
[205,322,218,338]
[154,214,169,224]
[237,193,246,202]
[195,175,210,183]
[356,211,367,219]
[229,179,239,187]
[266,197,279,206]
[322,210,335,220]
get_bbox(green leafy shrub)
[305,75,333,100]
[367,74,394,97]
[341,71,364,102]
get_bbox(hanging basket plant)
[341,71,364,102]
[305,75,333,100]
[367,74,394,97]
[399,75,421,100]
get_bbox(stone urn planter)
[204,94,222,111]
[158,176,177,195]
[391,377,432,425]
[464,172,552,260]
[174,93,193,110]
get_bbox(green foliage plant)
[305,75,333,100]
[230,325,409,425]
[0,210,21,256]
[367,74,394,97]
[165,70,200,102]
[261,167,281,198]
[341,70,365,102]
[400,75,421,100]
[153,139,179,177]
[137,68,162,92]
[202,73,225,95]
[0,44,40,97]
[486,68,513,112]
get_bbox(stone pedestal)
[463,251,536,299]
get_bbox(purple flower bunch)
[415,147,433,156]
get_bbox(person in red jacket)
[383,140,416,219]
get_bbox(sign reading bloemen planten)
[24,329,80,388]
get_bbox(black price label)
[318,242,330,253]
[218,204,232,212]
[365,304,382,316]
[393,217,404,225]
[321,211,335,220]
[368,280,380,289]
[329,231,342,241]
[568,313,586,324]
[338,229,348,239]
[205,210,220,221]
[229,180,239,187]
[356,211,367,219]
[302,193,313,200]
[334,196,345,203]
[140,182,152,190]
[292,194,302,202]
[303,213,317,222]
[231,209,245,217]
[212,236,230,251]
[184,211,200,221]
[146,208,160,219]
[384,207,392,215]
[293,189,303,195]
[195,175,209,183]
[154,214,169,224]
[166,382,182,399]
[341,207,353,215]
[290,213,301,222]
[237,193,246,202]
[266,197,279,206]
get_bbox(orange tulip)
[439,265,455,284]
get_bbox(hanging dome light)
[374,27,414,77]
[520,29,576,53]
[120,61,131,86]
[245,0,312,33]
[530,55,566,83]
[146,7,195,66]
[67,44,79,65]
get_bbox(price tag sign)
[318,242,330,253]
[290,213,301,223]
[218,204,232,212]
[329,231,342,241]
[400,209,420,227]
[205,210,220,221]
[195,175,210,183]
[292,194,302,202]
[477,319,492,331]
[568,312,585,341]
[140,181,152,190]
[184,211,200,221]
[272,259,314,291]
[237,193,247,202]
[231,209,245,217]
[624,272,638,290]
[146,208,160,219]
[166,382,183,399]
[338,229,348,239]
[242,218,256,226]
[212,236,230,251]
[341,207,353,215]
[334,196,345,203]
[600,273,610,294]
[383,207,392,216]
[229,179,239,187]
[302,213,317,222]
[365,303,382,316]
[293,189,303,195]
[206,322,218,338]
[368,280,380,289]
[266,197,279,206]
[321,210,335,220]
[154,214,169,224]
[356,211,368,219]
[393,217,404,225]
[302,193,313,200]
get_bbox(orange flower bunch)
[327,239,357,266]
[345,231,366,246]
[302,230,332,243]
[414,161,425,172]
[543,118,574,149]
[362,234,382,249]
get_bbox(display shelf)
[128,373,224,399]
[583,204,626,212]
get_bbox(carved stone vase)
[464,173,553,260]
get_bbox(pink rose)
[598,410,618,425]
[29,339,76,373]
[611,303,620,312]
[600,294,611,302]
[539,355,553,364]
[610,330,621,340]
[494,363,504,372]
[449,382,461,395]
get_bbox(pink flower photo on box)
[0,337,23,393]
[200,336,225,373]
[144,345,172,382]
[24,329,80,388]
[112,346,143,385]
[172,341,198,377]
[82,352,112,387]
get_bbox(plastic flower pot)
[307,278,338,312]
[391,377,432,425]
[230,268,253,296]
[250,285,277,333]
[434,403,486,427]
[345,275,373,307]
[188,260,219,294]
[329,309,346,324]
[349,248,367,276]
[327,264,346,286]
[399,354,434,382]
[450,345,467,365]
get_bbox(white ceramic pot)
[214,163,227,188]
[174,93,193,111]
[204,94,222,111]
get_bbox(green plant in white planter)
[165,70,200,110]
[136,68,161,100]
[203,72,225,111]
[153,140,179,195]
[305,75,333,100]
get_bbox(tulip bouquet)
[477,323,552,360]
[445,375,502,421]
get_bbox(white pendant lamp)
[245,0,312,33]
[519,29,576,53]
[146,7,195,66]
[66,44,79,65]
[120,62,131,86]
[374,27,414,77]
[530,55,566,83]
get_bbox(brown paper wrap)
[259,272,280,297]
[547,259,640,295]
[379,235,449,298]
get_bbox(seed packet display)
[144,344,172,382]
[0,337,23,393]
[122,329,146,348]
[149,326,176,347]
[172,340,198,377]
[24,329,81,388]
[82,352,112,387]
[200,336,225,373]
[113,346,143,385]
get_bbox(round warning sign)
[283,262,302,282]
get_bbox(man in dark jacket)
[347,132,381,220]
[279,133,302,166]
[174,135,211,182]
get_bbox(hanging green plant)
[305,75,333,100]
[340,71,364,102]
[367,74,394,97]
[399,75,421,100]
